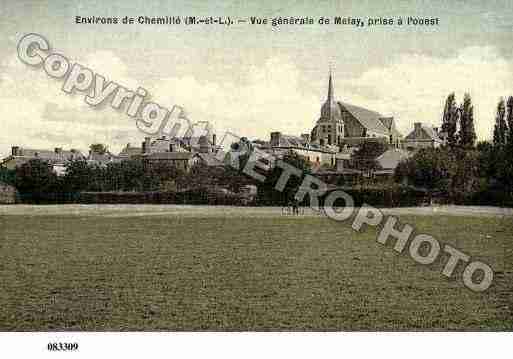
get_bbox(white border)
[1,332,511,358]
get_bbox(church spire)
[319,66,341,123]
[327,66,334,103]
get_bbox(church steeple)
[327,68,334,103]
[314,67,344,146]
[319,68,341,123]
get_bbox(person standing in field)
[292,198,299,216]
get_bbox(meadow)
[0,205,511,330]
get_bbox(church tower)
[311,70,344,147]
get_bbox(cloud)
[149,47,511,144]
[0,50,141,157]
[151,57,320,140]
[339,46,513,140]
[1,45,511,159]
[31,131,73,144]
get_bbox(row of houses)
[246,72,444,176]
[0,134,223,174]
[0,122,442,182]
[0,72,445,190]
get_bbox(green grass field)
[0,206,512,330]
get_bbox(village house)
[192,152,224,168]
[403,122,444,150]
[1,146,85,174]
[117,143,143,160]
[268,132,337,168]
[139,133,219,171]
[86,150,119,167]
[143,152,195,171]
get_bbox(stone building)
[266,71,403,170]
[269,132,336,168]
[143,152,195,171]
[310,73,345,147]
[1,146,85,172]
[403,122,443,150]
[117,143,143,159]
[310,72,403,148]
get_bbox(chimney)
[142,137,151,154]
[198,136,209,153]
[212,134,216,147]
[414,123,422,135]
[11,146,20,156]
[54,147,62,154]
[270,132,282,147]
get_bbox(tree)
[476,141,497,179]
[142,160,184,191]
[441,93,459,148]
[0,166,15,186]
[394,148,455,195]
[506,96,513,153]
[63,159,96,192]
[351,141,387,170]
[14,159,59,202]
[258,151,311,205]
[459,93,476,148]
[89,143,108,155]
[493,98,507,147]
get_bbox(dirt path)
[0,204,512,218]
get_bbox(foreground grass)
[0,211,512,330]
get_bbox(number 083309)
[47,342,79,352]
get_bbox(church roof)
[338,102,390,135]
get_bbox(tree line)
[3,93,513,206]
[395,93,513,206]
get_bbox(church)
[267,72,403,167]
[310,71,402,148]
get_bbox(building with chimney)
[403,122,444,150]
[0,146,85,172]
